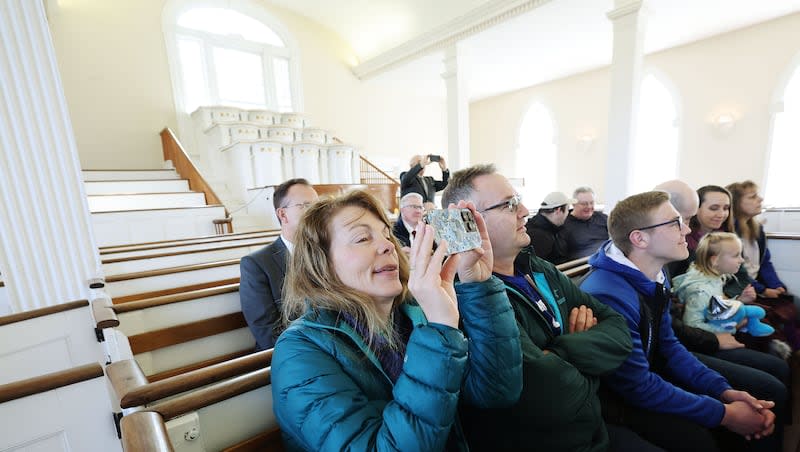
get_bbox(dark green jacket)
[460,249,632,452]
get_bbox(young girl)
[674,233,776,343]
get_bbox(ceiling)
[268,0,800,101]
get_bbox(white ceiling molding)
[352,0,553,80]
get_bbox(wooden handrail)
[145,367,271,421]
[161,128,230,221]
[119,349,272,408]
[92,298,120,329]
[555,256,590,272]
[106,258,241,283]
[102,237,276,264]
[766,233,800,240]
[0,299,88,327]
[112,278,240,304]
[100,228,278,253]
[120,411,174,452]
[148,349,253,382]
[128,312,247,354]
[359,155,399,184]
[0,363,103,403]
[113,283,239,313]
[107,359,149,406]
[563,263,592,279]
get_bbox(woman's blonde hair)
[281,190,410,346]
[694,232,741,276]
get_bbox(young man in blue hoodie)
[580,190,777,451]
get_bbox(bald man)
[656,180,788,452]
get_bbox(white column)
[0,0,102,312]
[441,46,470,171]
[604,0,647,209]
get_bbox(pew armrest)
[92,297,119,329]
[107,359,149,408]
[120,411,174,452]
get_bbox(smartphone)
[428,154,441,162]
[423,208,481,254]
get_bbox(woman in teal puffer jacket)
[272,190,522,451]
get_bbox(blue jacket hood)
[588,240,670,297]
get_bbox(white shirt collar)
[605,242,665,284]
[281,234,294,254]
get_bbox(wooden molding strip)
[113,283,239,313]
[106,258,241,283]
[129,312,247,354]
[145,367,271,421]
[766,233,800,240]
[0,299,88,327]
[0,363,103,403]
[88,191,205,198]
[120,411,174,452]
[99,228,278,252]
[92,298,120,329]
[106,359,149,406]
[84,168,175,172]
[102,239,275,264]
[147,348,253,382]
[112,278,240,304]
[121,349,272,408]
[222,427,284,452]
[555,256,590,272]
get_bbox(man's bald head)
[654,180,698,220]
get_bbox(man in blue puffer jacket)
[581,190,777,452]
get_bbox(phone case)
[423,208,482,254]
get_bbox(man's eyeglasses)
[635,216,684,232]
[574,201,594,207]
[281,202,313,211]
[480,194,522,214]
[402,205,425,211]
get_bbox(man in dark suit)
[240,178,318,350]
[392,192,424,253]
[400,154,449,209]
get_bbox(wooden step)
[87,192,208,212]
[82,169,180,181]
[92,205,228,247]
[84,179,190,195]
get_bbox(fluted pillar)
[0,0,101,313]
[442,45,470,171]
[604,0,647,209]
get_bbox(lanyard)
[524,274,562,333]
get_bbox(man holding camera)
[400,154,449,209]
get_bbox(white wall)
[46,0,446,171]
[470,12,800,202]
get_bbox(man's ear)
[276,207,287,226]
[629,230,649,250]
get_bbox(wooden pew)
[0,363,121,451]
[106,259,242,298]
[100,229,279,258]
[555,256,592,280]
[115,351,281,451]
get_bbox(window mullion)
[204,41,220,105]
[263,53,277,110]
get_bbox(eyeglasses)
[402,205,424,211]
[635,216,684,232]
[480,194,522,214]
[281,202,313,211]
[574,201,594,207]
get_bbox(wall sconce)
[577,134,596,152]
[713,112,737,136]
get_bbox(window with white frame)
[165,2,299,114]
[631,74,680,194]
[516,103,557,208]
[765,65,800,207]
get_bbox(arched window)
[163,0,301,114]
[765,63,800,207]
[516,103,557,207]
[631,74,680,194]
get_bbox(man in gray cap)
[525,191,575,264]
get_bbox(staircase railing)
[160,128,232,233]
[360,156,399,185]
